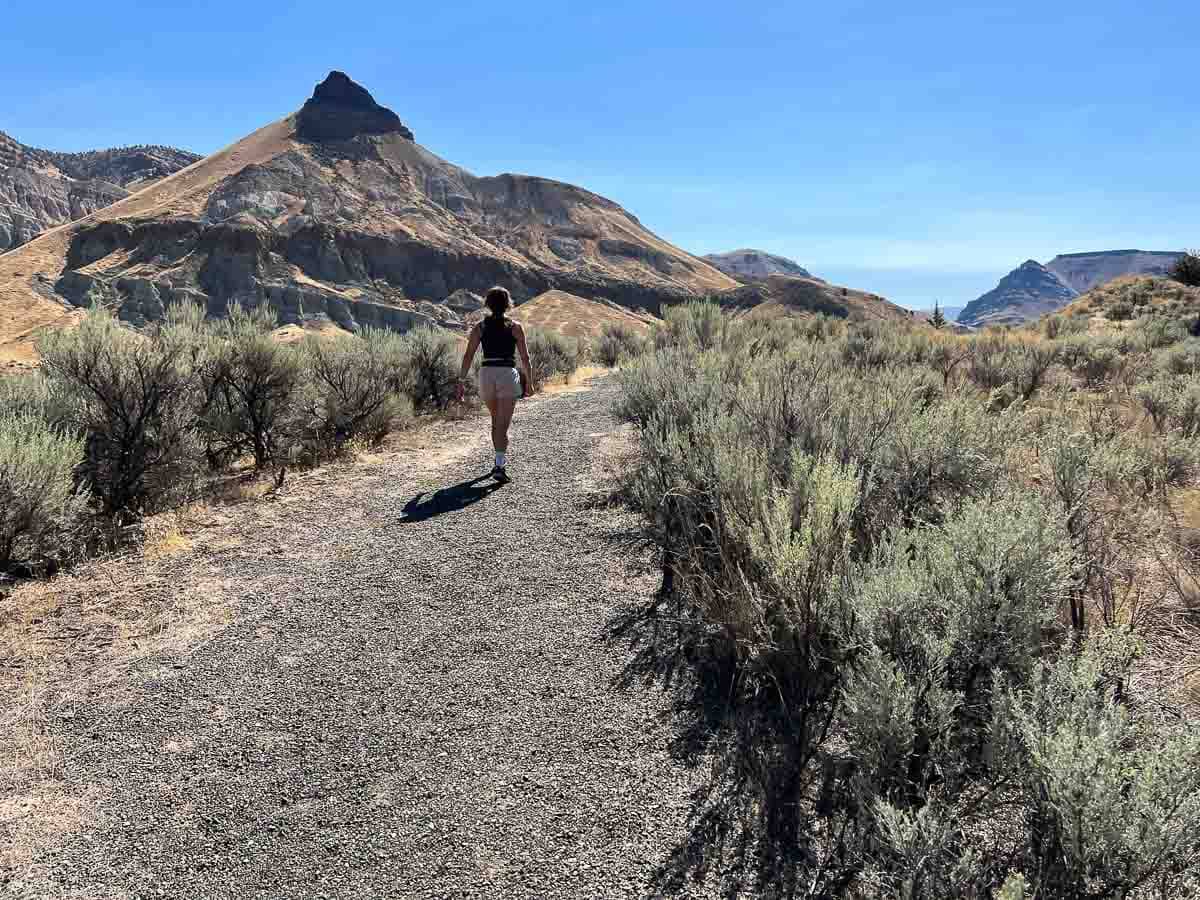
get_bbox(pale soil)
[514,291,656,342]
[0,376,720,899]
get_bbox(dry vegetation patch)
[611,301,1200,896]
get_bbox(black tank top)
[480,315,517,367]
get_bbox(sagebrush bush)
[38,307,200,519]
[617,308,1200,895]
[1106,299,1135,321]
[401,324,461,411]
[1169,250,1200,287]
[297,330,414,455]
[0,411,87,571]
[525,327,581,385]
[0,371,78,428]
[594,322,648,367]
[655,299,728,352]
[175,303,302,469]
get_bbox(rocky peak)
[703,248,812,282]
[958,259,1077,327]
[296,71,414,143]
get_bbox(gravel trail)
[22,378,712,899]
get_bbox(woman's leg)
[483,393,501,450]
[493,397,516,455]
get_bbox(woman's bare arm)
[513,322,535,394]
[456,323,481,401]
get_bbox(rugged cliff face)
[959,250,1187,327]
[1045,250,1184,295]
[0,72,737,362]
[958,260,1078,327]
[0,130,198,252]
[703,248,812,281]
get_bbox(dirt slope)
[1,380,719,897]
[720,274,911,322]
[513,290,656,340]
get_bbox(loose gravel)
[14,377,718,899]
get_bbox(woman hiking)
[456,286,534,483]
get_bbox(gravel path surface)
[20,377,715,899]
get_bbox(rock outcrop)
[1,73,737,362]
[296,72,414,142]
[1045,249,1184,295]
[703,248,812,281]
[958,260,1078,327]
[959,250,1187,327]
[0,130,198,252]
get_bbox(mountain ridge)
[0,72,737,365]
[703,248,812,282]
[0,130,199,252]
[959,249,1185,327]
[958,260,1077,327]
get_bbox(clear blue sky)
[3,0,1196,308]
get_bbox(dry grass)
[0,505,244,885]
[540,364,610,396]
[514,291,655,341]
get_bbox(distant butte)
[295,71,414,142]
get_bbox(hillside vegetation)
[614,301,1200,896]
[0,305,585,575]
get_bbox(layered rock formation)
[1045,249,1184,295]
[0,131,198,252]
[0,72,737,362]
[703,248,812,281]
[959,250,1187,327]
[958,261,1078,327]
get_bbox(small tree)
[929,301,947,330]
[1169,249,1200,287]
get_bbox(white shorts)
[479,366,522,403]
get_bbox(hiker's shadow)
[394,473,505,524]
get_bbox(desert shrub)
[655,299,728,352]
[992,635,1200,898]
[0,370,77,428]
[185,303,301,469]
[0,411,88,571]
[965,332,1011,390]
[1097,430,1196,499]
[1042,313,1089,340]
[297,331,414,455]
[594,322,648,367]
[1066,338,1124,387]
[1106,299,1134,321]
[38,307,200,520]
[400,325,461,411]
[1159,339,1200,375]
[1169,250,1200,287]
[839,320,910,370]
[1136,373,1200,437]
[616,311,1200,894]
[1127,314,1187,351]
[525,327,581,385]
[1135,376,1177,432]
